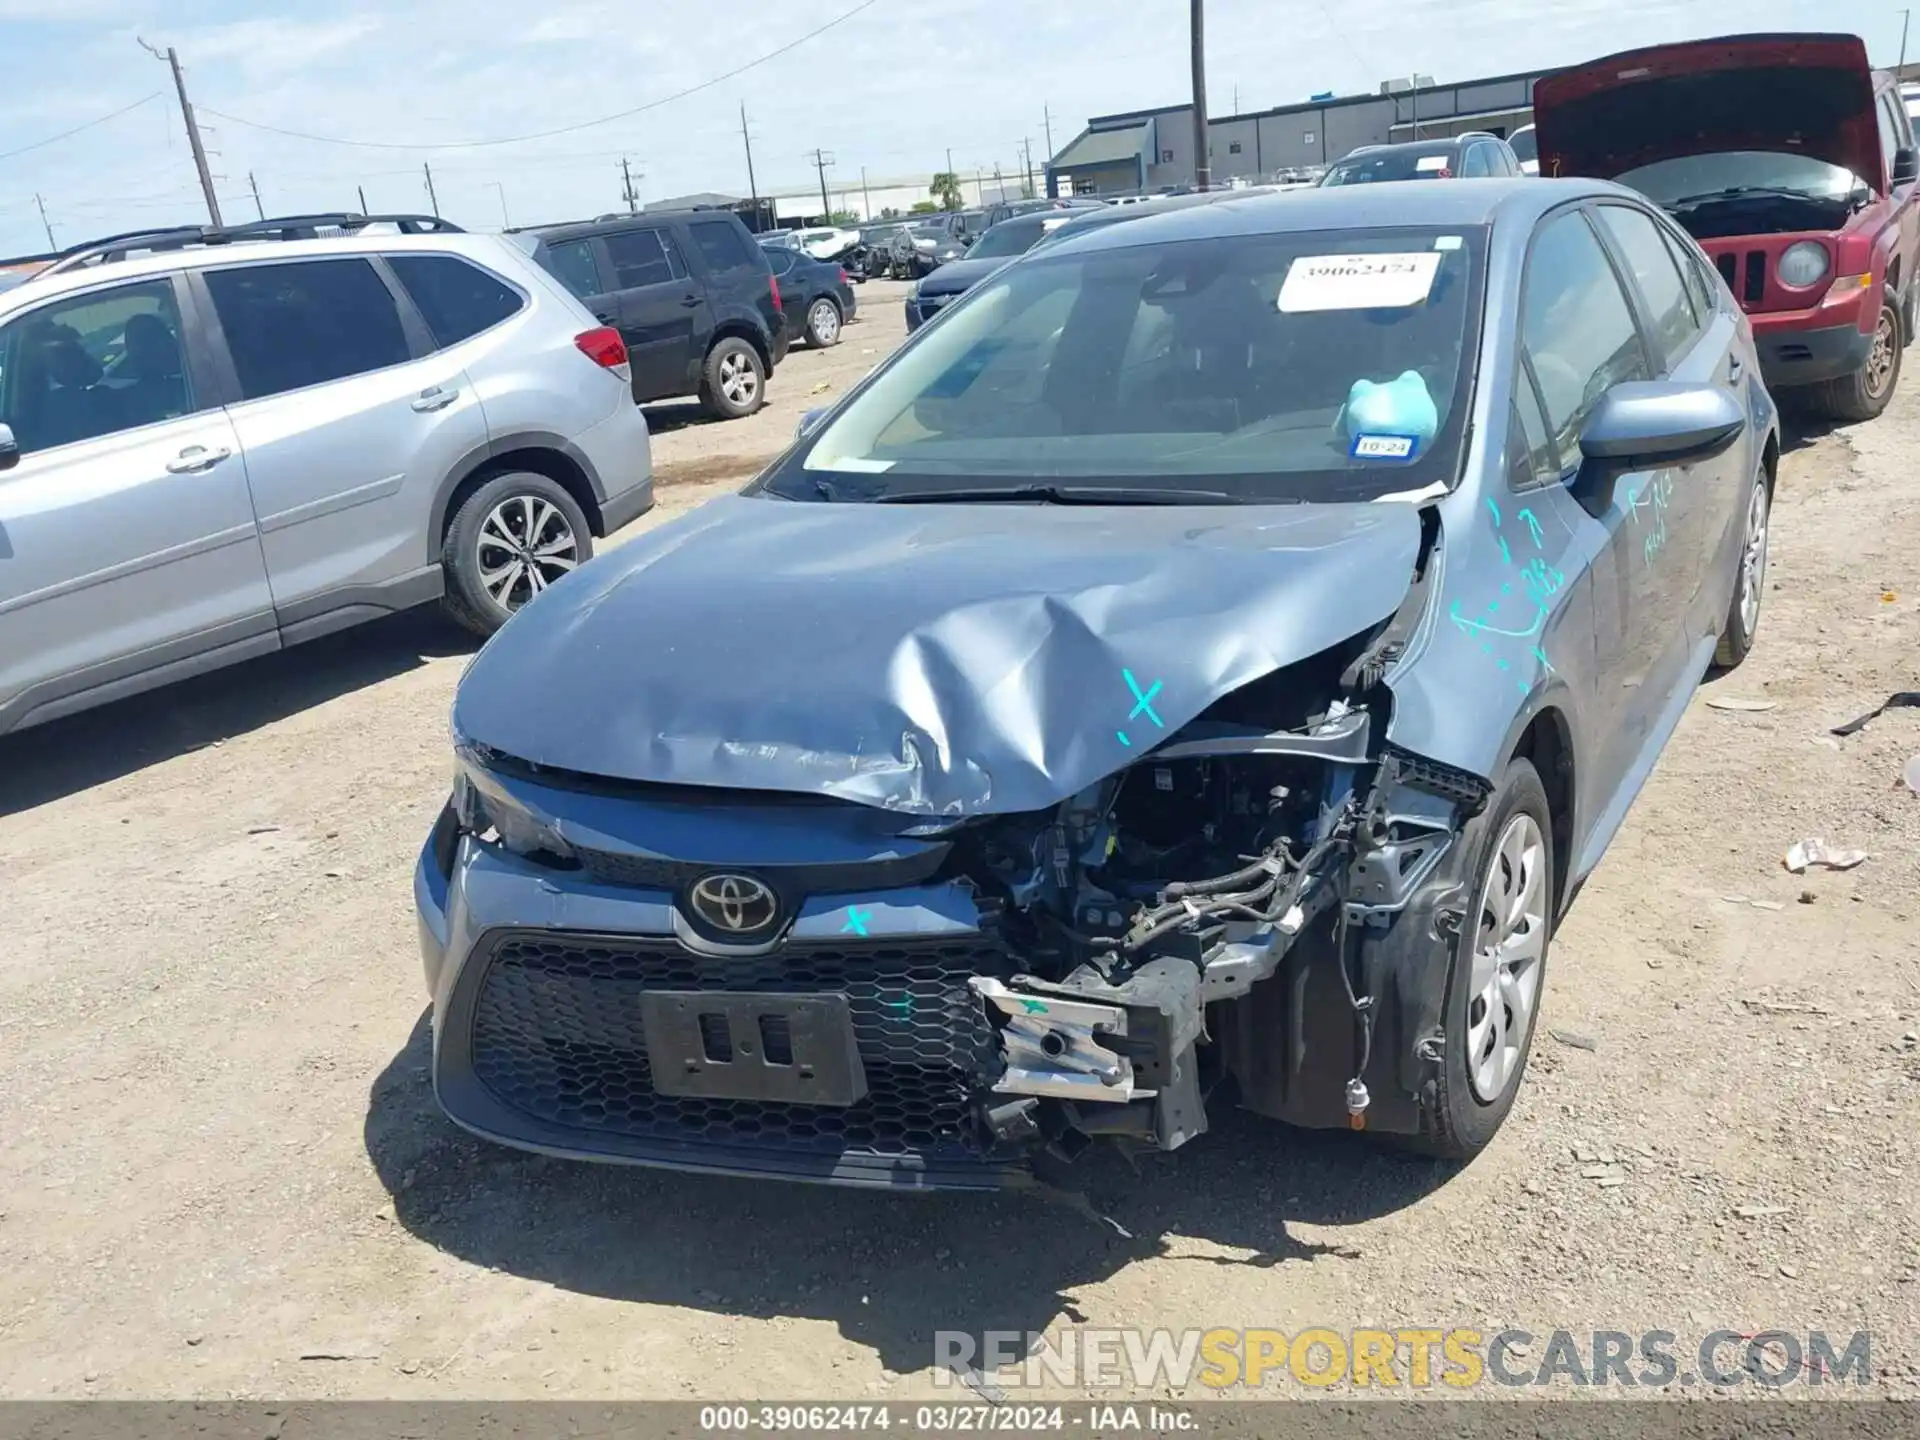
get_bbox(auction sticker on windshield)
[1278,252,1441,312]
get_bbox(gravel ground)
[1,276,1916,1401]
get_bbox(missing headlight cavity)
[946,614,1472,1167]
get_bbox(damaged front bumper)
[415,695,1488,1189]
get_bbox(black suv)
[1319,132,1524,185]
[518,209,787,420]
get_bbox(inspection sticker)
[1416,155,1451,172]
[1278,252,1441,312]
[1351,433,1417,460]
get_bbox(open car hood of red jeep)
[1534,33,1883,190]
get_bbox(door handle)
[412,385,460,412]
[679,294,701,308]
[165,445,231,474]
[1728,354,1745,383]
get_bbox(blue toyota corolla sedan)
[415,180,1777,1190]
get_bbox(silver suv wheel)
[476,494,579,610]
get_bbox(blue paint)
[1498,534,1512,566]
[886,996,915,1018]
[1486,497,1502,526]
[1518,507,1543,547]
[841,905,873,937]
[1463,489,1564,692]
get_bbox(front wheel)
[1810,300,1901,422]
[804,297,843,348]
[1391,757,1555,1161]
[699,337,765,419]
[1712,464,1770,670]
[441,472,593,637]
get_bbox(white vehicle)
[1904,82,1920,124]
[785,226,858,260]
[0,213,653,734]
[1509,123,1539,175]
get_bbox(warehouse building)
[1047,67,1545,196]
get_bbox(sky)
[0,0,1911,256]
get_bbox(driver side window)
[0,278,196,458]
[1520,209,1651,472]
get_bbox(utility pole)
[423,161,440,218]
[33,193,55,250]
[1021,137,1036,196]
[1189,0,1211,191]
[1043,105,1054,160]
[1902,9,1912,73]
[740,104,761,214]
[248,171,265,220]
[1411,75,1419,140]
[807,148,835,220]
[357,184,369,214]
[140,39,223,226]
[489,181,509,229]
[620,156,640,213]
[946,147,954,178]
[861,166,872,220]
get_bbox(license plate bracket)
[640,992,867,1107]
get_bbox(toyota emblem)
[688,873,780,935]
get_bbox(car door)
[0,273,273,732]
[193,255,488,626]
[1516,207,1662,838]
[598,226,704,401]
[1590,202,1746,663]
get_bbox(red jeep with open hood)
[1535,32,1920,421]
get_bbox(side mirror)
[0,422,18,473]
[1577,380,1744,482]
[796,407,830,440]
[1893,148,1917,186]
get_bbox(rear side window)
[205,259,411,401]
[538,238,601,301]
[1521,210,1650,465]
[687,219,755,272]
[1593,205,1699,371]
[388,254,523,347]
[604,228,681,289]
[1661,225,1719,323]
[1460,144,1492,178]
[765,248,796,276]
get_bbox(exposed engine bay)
[931,610,1493,1169]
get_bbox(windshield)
[1616,151,1863,237]
[764,225,1485,505]
[968,214,1077,260]
[1509,127,1537,165]
[1322,150,1456,185]
[1617,151,1861,204]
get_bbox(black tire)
[440,471,593,638]
[1391,757,1555,1161]
[1809,299,1901,422]
[804,296,843,349]
[1712,462,1770,670]
[698,336,765,420]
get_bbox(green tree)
[930,171,964,211]
[910,199,939,213]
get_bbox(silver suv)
[0,214,653,736]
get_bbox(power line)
[0,92,163,163]
[199,0,880,152]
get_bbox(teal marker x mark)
[1117,669,1166,746]
[841,906,872,937]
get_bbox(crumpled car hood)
[453,494,1421,816]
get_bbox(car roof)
[533,210,744,241]
[1044,178,1617,259]
[1335,136,1479,163]
[0,230,523,317]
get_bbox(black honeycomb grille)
[468,933,1019,1160]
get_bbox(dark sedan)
[420,179,1777,1189]
[763,245,856,348]
[904,210,1086,332]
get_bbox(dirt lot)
[2,274,1917,1401]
